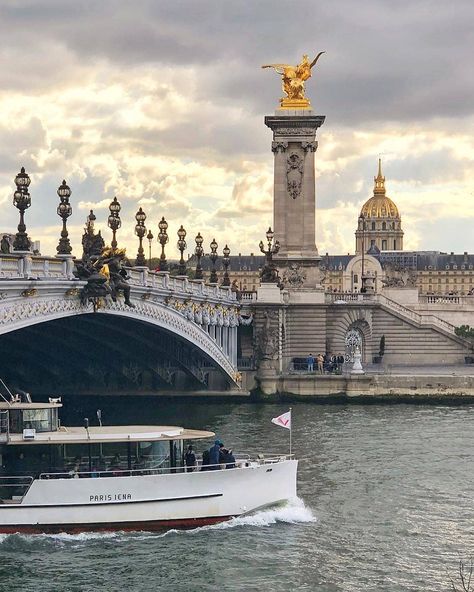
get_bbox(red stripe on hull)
[0,515,235,535]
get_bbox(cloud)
[0,1,473,258]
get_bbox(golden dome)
[359,159,400,219]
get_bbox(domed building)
[355,160,404,254]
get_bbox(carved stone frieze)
[286,153,304,199]
[274,128,316,136]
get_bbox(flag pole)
[289,407,292,456]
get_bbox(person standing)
[209,439,223,470]
[317,353,324,374]
[306,353,315,372]
[337,353,345,374]
[184,444,197,472]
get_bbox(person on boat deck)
[109,454,122,475]
[200,449,211,471]
[209,440,224,470]
[220,448,236,469]
[184,445,197,472]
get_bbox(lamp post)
[194,232,204,280]
[108,196,121,251]
[259,227,280,283]
[209,238,218,283]
[158,216,169,271]
[222,244,231,286]
[359,214,366,293]
[12,167,32,252]
[177,225,187,276]
[146,229,154,268]
[135,207,147,266]
[56,180,73,255]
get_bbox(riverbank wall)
[255,372,474,401]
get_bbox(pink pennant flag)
[271,410,291,430]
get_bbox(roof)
[187,254,264,272]
[4,425,215,445]
[360,195,400,219]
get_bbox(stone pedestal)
[257,282,283,303]
[265,110,325,290]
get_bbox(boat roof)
[4,425,215,445]
[0,402,62,410]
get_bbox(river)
[1,398,473,592]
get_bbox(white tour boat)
[0,386,297,533]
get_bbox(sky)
[0,0,473,260]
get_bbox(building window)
[371,222,376,230]
[371,240,375,247]
[393,240,397,250]
[354,274,358,283]
[382,240,387,250]
[382,222,386,230]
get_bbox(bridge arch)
[0,294,237,382]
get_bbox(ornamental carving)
[382,264,417,288]
[302,141,317,153]
[274,128,316,136]
[282,263,306,288]
[271,141,288,153]
[286,153,304,199]
[256,310,279,361]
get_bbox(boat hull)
[0,459,297,533]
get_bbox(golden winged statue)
[262,52,325,109]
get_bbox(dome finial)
[374,158,385,195]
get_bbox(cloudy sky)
[0,0,473,260]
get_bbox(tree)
[449,558,474,591]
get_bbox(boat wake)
[203,496,316,531]
[0,498,315,547]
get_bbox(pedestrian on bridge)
[306,353,315,372]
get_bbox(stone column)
[265,111,325,291]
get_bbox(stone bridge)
[0,254,246,392]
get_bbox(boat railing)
[37,454,294,480]
[0,476,33,503]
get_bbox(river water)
[1,398,473,592]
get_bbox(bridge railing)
[0,254,74,279]
[126,267,237,302]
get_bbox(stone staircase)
[283,306,327,362]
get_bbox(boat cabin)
[0,398,214,502]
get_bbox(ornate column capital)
[302,141,318,153]
[271,141,288,153]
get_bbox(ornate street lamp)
[12,167,32,252]
[146,229,154,268]
[108,196,121,250]
[194,232,204,280]
[157,216,169,271]
[259,227,280,283]
[209,238,218,284]
[134,207,147,266]
[222,244,231,286]
[359,213,366,293]
[56,180,73,255]
[177,225,187,276]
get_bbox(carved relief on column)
[271,141,288,153]
[302,141,318,153]
[286,152,304,199]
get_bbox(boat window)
[8,408,59,433]
[0,444,62,477]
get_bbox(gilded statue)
[262,52,325,109]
